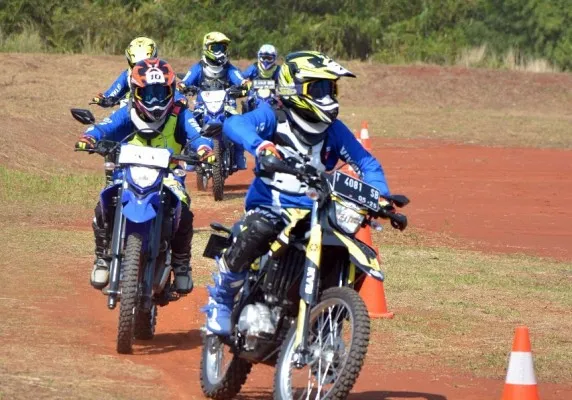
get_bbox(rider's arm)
[84,107,132,142]
[227,64,247,86]
[181,63,202,87]
[223,102,277,154]
[242,64,257,80]
[103,70,129,99]
[179,108,211,151]
[330,120,391,196]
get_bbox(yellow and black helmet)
[202,32,231,67]
[125,37,158,68]
[277,51,355,124]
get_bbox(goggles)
[207,43,227,54]
[259,54,276,62]
[303,80,338,99]
[134,84,173,107]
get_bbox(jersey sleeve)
[330,120,390,196]
[242,64,258,80]
[103,70,129,99]
[227,64,246,86]
[181,63,202,87]
[179,108,211,151]
[84,107,132,142]
[223,102,277,155]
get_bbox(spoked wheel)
[200,334,252,399]
[196,170,209,191]
[116,233,143,354]
[212,138,225,201]
[134,304,157,340]
[274,287,370,400]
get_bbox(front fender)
[323,230,384,281]
[121,189,160,223]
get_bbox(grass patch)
[369,234,572,383]
[0,166,102,223]
[341,106,572,148]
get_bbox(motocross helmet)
[202,32,230,67]
[258,44,277,71]
[125,37,158,68]
[130,58,175,124]
[277,51,355,126]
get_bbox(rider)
[91,37,186,108]
[177,32,248,170]
[202,51,395,335]
[75,58,212,294]
[242,44,280,81]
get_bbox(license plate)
[332,171,380,212]
[252,79,276,90]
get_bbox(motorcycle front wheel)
[274,287,370,400]
[200,334,252,399]
[116,233,143,354]
[212,138,224,201]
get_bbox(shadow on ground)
[134,329,202,355]
[349,391,447,400]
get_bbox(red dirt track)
[68,138,572,400]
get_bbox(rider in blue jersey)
[178,32,248,169]
[202,51,394,335]
[242,44,281,81]
[76,59,210,294]
[92,37,186,108]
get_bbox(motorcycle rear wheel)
[116,233,143,354]
[200,334,252,399]
[274,286,370,399]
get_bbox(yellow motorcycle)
[200,156,408,399]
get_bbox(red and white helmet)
[130,58,175,122]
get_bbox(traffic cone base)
[359,275,394,319]
[501,326,540,400]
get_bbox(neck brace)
[286,109,329,135]
[130,108,166,131]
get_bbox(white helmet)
[257,44,277,71]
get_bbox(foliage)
[0,0,570,70]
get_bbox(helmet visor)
[134,84,173,108]
[207,43,227,54]
[259,54,275,62]
[305,80,337,99]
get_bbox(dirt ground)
[1,53,572,399]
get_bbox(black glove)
[91,93,116,108]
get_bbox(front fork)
[293,201,321,367]
[107,186,125,310]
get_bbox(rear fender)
[322,230,384,281]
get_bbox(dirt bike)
[180,82,246,201]
[200,156,409,399]
[241,79,277,113]
[71,108,201,354]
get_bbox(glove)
[378,198,396,214]
[91,93,115,108]
[75,135,97,151]
[197,145,216,163]
[256,141,281,159]
[177,82,187,93]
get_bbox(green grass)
[368,231,572,383]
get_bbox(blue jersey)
[103,69,187,103]
[84,105,209,152]
[181,62,245,88]
[242,64,281,81]
[223,103,390,210]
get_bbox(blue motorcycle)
[242,79,277,113]
[180,82,246,201]
[72,108,200,354]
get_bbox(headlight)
[129,166,160,188]
[334,200,365,235]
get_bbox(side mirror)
[388,194,410,208]
[210,222,232,234]
[201,122,223,138]
[71,108,95,125]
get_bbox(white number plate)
[332,171,380,211]
[118,144,171,168]
[252,79,275,90]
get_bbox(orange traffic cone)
[501,326,540,400]
[355,223,394,319]
[360,121,372,151]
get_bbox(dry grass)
[369,230,572,383]
[456,45,560,73]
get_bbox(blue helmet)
[257,44,277,71]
